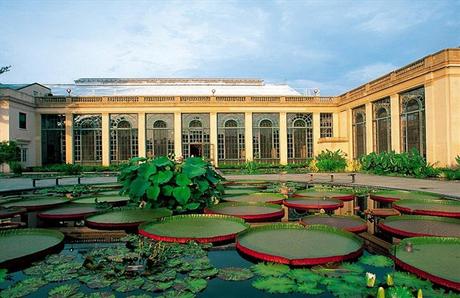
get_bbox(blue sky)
[1,0,459,95]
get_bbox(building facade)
[1,48,460,168]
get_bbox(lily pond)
[1,178,460,297]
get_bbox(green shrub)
[360,149,439,178]
[456,155,460,168]
[315,149,347,172]
[9,161,23,175]
[0,141,20,165]
[118,156,224,212]
[441,168,460,180]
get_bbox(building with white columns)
[1,48,460,168]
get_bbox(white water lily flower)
[366,272,376,287]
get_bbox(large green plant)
[315,149,347,172]
[360,149,439,178]
[118,156,223,212]
[0,141,20,165]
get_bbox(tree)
[0,65,11,75]
[0,141,20,164]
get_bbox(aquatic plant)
[217,267,254,281]
[296,282,324,295]
[359,254,394,267]
[326,278,370,298]
[392,271,433,291]
[252,277,297,294]
[48,284,82,298]
[287,269,322,283]
[0,277,47,298]
[188,268,219,279]
[119,156,224,212]
[251,262,290,277]
[113,277,145,292]
[86,293,116,298]
[141,280,173,292]
[387,286,414,298]
[341,262,365,273]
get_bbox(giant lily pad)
[38,204,102,221]
[85,208,172,229]
[394,199,460,218]
[204,202,284,222]
[0,228,64,268]
[72,195,129,206]
[371,189,440,203]
[1,197,69,211]
[139,214,249,243]
[301,214,367,233]
[223,192,285,204]
[379,215,460,238]
[217,267,254,281]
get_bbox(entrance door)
[190,144,203,157]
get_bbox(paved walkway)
[0,173,459,198]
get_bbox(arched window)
[182,114,210,158]
[110,114,138,164]
[373,98,391,153]
[352,107,366,159]
[253,113,279,163]
[146,114,174,158]
[218,114,245,163]
[288,113,313,162]
[400,87,426,156]
[73,114,102,164]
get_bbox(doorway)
[190,144,203,157]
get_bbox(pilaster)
[279,112,288,164]
[102,113,110,166]
[312,113,320,156]
[365,102,373,154]
[174,112,182,158]
[244,112,253,161]
[390,94,400,152]
[138,112,146,158]
[65,112,73,164]
[210,112,218,166]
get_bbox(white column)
[244,112,253,161]
[174,112,182,158]
[34,114,42,166]
[65,112,73,164]
[365,102,373,154]
[279,112,288,164]
[102,113,110,166]
[138,112,146,158]
[390,94,400,152]
[210,112,218,166]
[332,112,339,137]
[312,113,321,155]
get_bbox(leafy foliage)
[0,141,20,165]
[252,277,297,294]
[359,254,394,267]
[0,277,47,298]
[119,156,223,212]
[297,282,324,295]
[251,262,290,277]
[287,269,322,283]
[387,286,414,298]
[315,149,348,172]
[392,271,433,291]
[217,267,254,281]
[48,284,82,298]
[360,149,439,178]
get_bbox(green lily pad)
[359,254,394,267]
[157,290,195,298]
[387,286,414,298]
[48,284,83,298]
[79,275,115,289]
[142,280,173,292]
[392,271,433,290]
[188,268,218,279]
[174,278,208,294]
[297,282,325,295]
[287,269,322,283]
[113,277,145,292]
[148,269,177,282]
[86,292,116,298]
[217,267,254,281]
[0,277,47,298]
[251,263,290,277]
[252,277,297,294]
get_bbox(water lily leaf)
[359,255,394,267]
[326,279,368,298]
[190,257,213,270]
[188,268,218,279]
[86,292,116,298]
[297,282,325,295]
[126,295,152,298]
[0,269,6,282]
[142,280,173,292]
[48,284,82,298]
[79,275,114,289]
[166,258,183,268]
[387,286,414,298]
[45,254,75,265]
[217,267,254,281]
[341,273,367,286]
[148,269,177,282]
[113,277,145,292]
[252,277,297,294]
[157,290,195,298]
[392,271,433,291]
[251,263,290,277]
[0,277,47,298]
[287,269,322,283]
[177,278,208,293]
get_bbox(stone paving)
[0,173,459,198]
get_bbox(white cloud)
[346,63,396,84]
